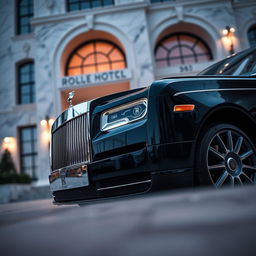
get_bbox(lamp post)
[222,26,236,55]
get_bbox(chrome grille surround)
[51,101,91,171]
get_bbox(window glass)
[155,33,212,68]
[18,62,35,104]
[17,0,33,35]
[66,40,126,75]
[20,126,37,179]
[199,48,256,76]
[248,24,256,47]
[67,0,114,11]
[151,0,175,3]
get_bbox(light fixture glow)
[230,27,235,33]
[40,119,47,126]
[222,26,236,55]
[2,137,16,152]
[222,29,228,36]
[49,119,55,126]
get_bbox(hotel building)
[0,0,255,185]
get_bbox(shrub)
[0,149,32,184]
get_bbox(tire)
[195,123,256,188]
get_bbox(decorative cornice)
[31,2,148,27]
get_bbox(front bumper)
[49,164,89,192]
[50,147,152,202]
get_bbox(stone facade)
[0,0,256,185]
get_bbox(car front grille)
[51,113,91,171]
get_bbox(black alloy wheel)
[196,124,256,187]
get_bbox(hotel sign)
[60,69,131,89]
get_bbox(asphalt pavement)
[0,185,256,256]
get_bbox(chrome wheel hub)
[207,129,256,187]
[227,157,237,172]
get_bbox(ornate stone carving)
[175,6,184,22]
[85,14,94,30]
[22,42,31,57]
[46,0,55,9]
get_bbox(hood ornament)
[67,91,75,108]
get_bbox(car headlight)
[101,98,148,131]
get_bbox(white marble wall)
[34,0,66,17]
[0,0,36,171]
[233,4,256,49]
[0,0,256,185]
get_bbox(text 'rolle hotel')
[0,0,256,185]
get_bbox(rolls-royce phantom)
[49,47,256,203]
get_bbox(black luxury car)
[49,47,256,203]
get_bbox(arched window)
[248,25,256,47]
[18,61,35,104]
[66,40,126,76]
[155,33,212,68]
[17,0,33,35]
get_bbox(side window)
[250,63,256,74]
[247,24,256,48]
[224,51,256,75]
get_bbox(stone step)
[16,185,52,202]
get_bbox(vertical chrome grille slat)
[51,113,90,170]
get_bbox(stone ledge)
[0,184,52,204]
[0,184,31,204]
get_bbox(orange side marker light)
[174,104,195,112]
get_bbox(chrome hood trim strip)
[174,88,256,97]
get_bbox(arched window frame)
[17,60,35,104]
[247,24,256,48]
[154,32,213,68]
[65,39,127,76]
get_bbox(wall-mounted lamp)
[222,26,236,55]
[40,116,54,128]
[2,137,16,152]
[40,116,55,146]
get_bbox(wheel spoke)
[241,172,254,184]
[209,146,225,160]
[240,150,254,161]
[230,176,235,187]
[215,171,228,187]
[208,164,225,170]
[236,177,243,185]
[242,164,256,172]
[216,134,228,154]
[227,130,233,151]
[234,136,243,154]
